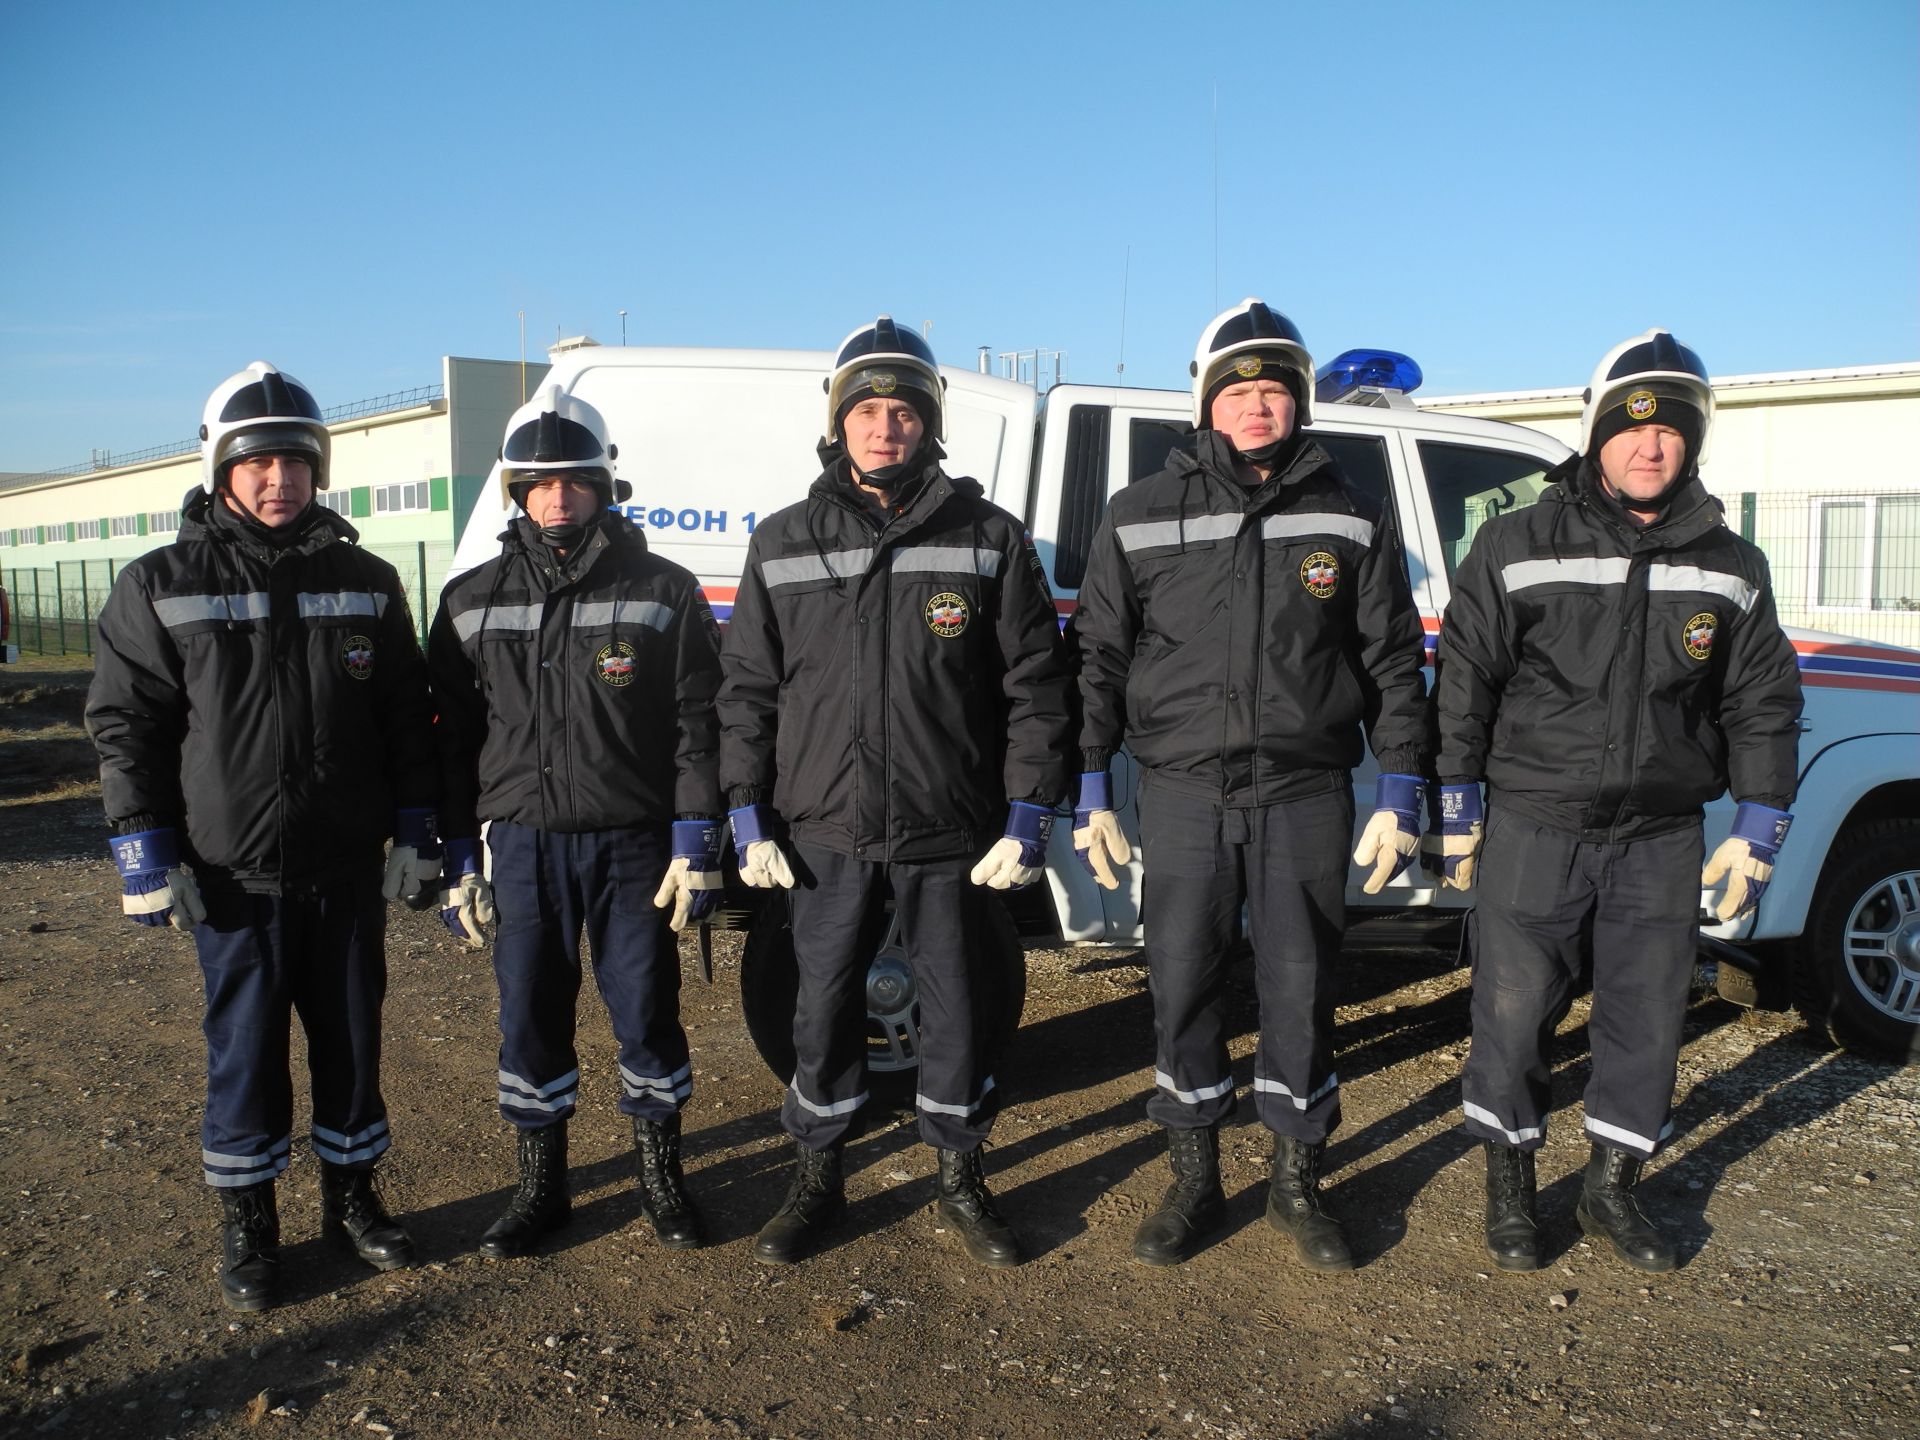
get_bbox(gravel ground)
[1,668,1915,1439]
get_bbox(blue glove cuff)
[729,804,775,848]
[1007,801,1053,847]
[1440,783,1484,829]
[444,837,484,879]
[394,808,438,848]
[1730,802,1792,856]
[111,828,179,878]
[1376,773,1425,821]
[1075,771,1113,814]
[671,819,721,860]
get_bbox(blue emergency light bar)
[1314,349,1424,404]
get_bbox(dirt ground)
[1,664,1915,1440]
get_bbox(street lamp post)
[619,309,628,346]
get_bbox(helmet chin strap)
[537,517,590,551]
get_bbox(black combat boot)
[1482,1141,1541,1272]
[319,1163,417,1271]
[632,1114,704,1251]
[219,1181,280,1312]
[479,1121,570,1259]
[1576,1142,1677,1272]
[1131,1125,1225,1267]
[935,1147,1021,1269]
[1266,1133,1353,1272]
[752,1141,845,1265]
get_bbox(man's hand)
[1072,771,1133,892]
[653,819,724,932]
[1702,803,1792,922]
[110,828,206,931]
[729,805,795,889]
[1420,783,1485,892]
[1354,774,1425,895]
[438,836,495,948]
[970,801,1053,891]
[382,808,444,902]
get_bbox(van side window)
[1127,418,1192,486]
[1419,441,1554,579]
[1052,406,1112,589]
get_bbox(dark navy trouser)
[487,821,691,1128]
[194,867,391,1189]
[1138,773,1354,1143]
[1462,808,1703,1158]
[784,844,1001,1153]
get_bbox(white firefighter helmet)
[1580,328,1715,461]
[498,383,625,505]
[1190,298,1315,429]
[199,361,330,493]
[824,315,946,443]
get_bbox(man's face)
[223,453,314,529]
[1597,424,1688,506]
[521,474,605,528]
[1209,378,1297,452]
[842,397,926,476]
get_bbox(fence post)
[81,559,92,658]
[1739,493,1755,543]
[55,561,67,656]
[33,568,44,654]
[417,540,429,646]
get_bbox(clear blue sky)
[2,1,1915,472]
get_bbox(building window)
[75,519,103,541]
[316,490,352,516]
[373,482,428,514]
[110,514,141,537]
[1813,495,1920,612]
[149,510,181,533]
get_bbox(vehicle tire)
[738,888,1027,1095]
[1793,818,1920,1064]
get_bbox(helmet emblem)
[595,641,636,687]
[341,634,375,680]
[1683,612,1717,662]
[868,370,898,396]
[926,591,970,638]
[1300,552,1339,600]
[1235,356,1264,378]
[1625,389,1658,421]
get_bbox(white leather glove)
[382,808,443,902]
[1353,774,1424,895]
[1072,773,1133,892]
[969,802,1052,890]
[123,867,208,930]
[440,872,497,949]
[1702,803,1792,922]
[739,839,796,889]
[1422,784,1485,893]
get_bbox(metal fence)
[4,540,457,660]
[5,490,1915,657]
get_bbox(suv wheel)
[1795,818,1920,1063]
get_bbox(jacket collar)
[190,486,355,561]
[1180,429,1337,510]
[1551,456,1723,549]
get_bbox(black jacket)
[428,512,722,837]
[1074,431,1431,803]
[85,490,435,893]
[717,453,1072,862]
[1434,457,1802,842]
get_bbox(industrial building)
[3,350,1916,656]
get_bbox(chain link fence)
[4,541,457,660]
[5,492,1915,656]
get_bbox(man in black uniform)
[718,317,1071,1268]
[1433,330,1802,1272]
[429,385,725,1257]
[1073,299,1433,1272]
[87,362,436,1311]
